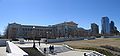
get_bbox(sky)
[0,0,120,35]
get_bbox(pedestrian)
[45,39,47,44]
[39,40,40,46]
[51,45,54,53]
[49,45,52,53]
[39,41,40,46]
[84,53,87,56]
[44,48,46,54]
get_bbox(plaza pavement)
[15,40,105,56]
[0,47,7,56]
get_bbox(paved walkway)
[0,47,7,56]
[15,40,105,56]
[36,43,104,56]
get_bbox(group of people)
[43,45,55,54]
[49,45,54,53]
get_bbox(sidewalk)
[15,40,105,56]
[36,43,105,56]
[0,47,7,56]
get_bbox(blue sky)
[0,0,120,34]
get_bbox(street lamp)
[33,26,36,48]
[45,32,48,44]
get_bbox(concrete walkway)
[0,47,7,56]
[36,43,105,56]
[14,40,105,56]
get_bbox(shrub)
[78,47,113,56]
[100,45,120,53]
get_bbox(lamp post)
[39,37,41,46]
[45,32,48,44]
[39,35,41,46]
[65,28,66,38]
[32,26,35,48]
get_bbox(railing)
[0,39,9,46]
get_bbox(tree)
[0,32,1,36]
[0,32,1,38]
[3,28,7,39]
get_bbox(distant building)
[110,21,119,35]
[101,16,110,34]
[5,21,78,39]
[53,21,78,38]
[91,23,99,35]
[77,28,91,37]
[110,21,115,34]
[5,23,54,39]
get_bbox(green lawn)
[114,38,120,40]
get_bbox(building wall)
[53,21,78,38]
[91,23,99,35]
[6,23,53,39]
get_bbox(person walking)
[45,39,47,44]
[44,48,46,54]
[39,39,41,46]
[49,45,52,53]
[84,53,87,56]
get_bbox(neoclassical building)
[5,21,80,39]
[52,21,78,38]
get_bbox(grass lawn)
[114,38,120,40]
[51,38,120,56]
[21,47,45,56]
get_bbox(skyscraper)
[110,21,119,35]
[101,16,110,34]
[110,21,115,34]
[91,23,99,34]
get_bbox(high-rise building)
[101,16,110,34]
[91,23,99,34]
[110,21,115,34]
[110,21,119,34]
